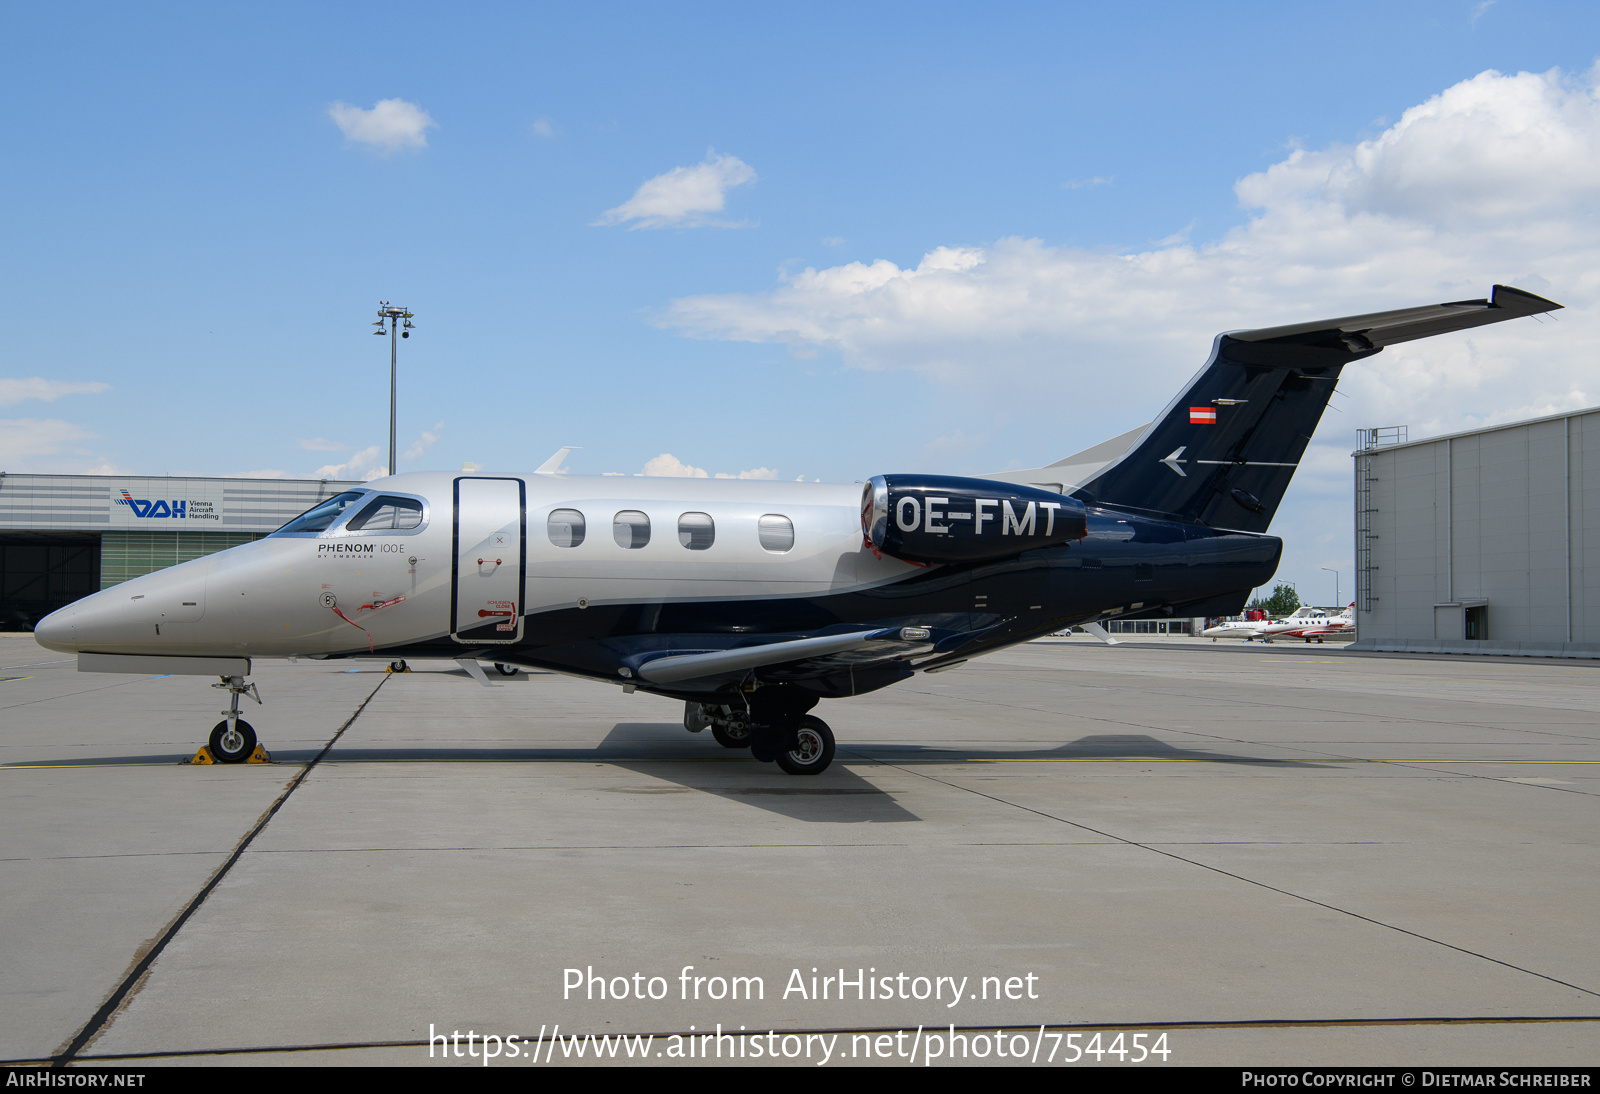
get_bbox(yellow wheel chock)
[187,744,273,765]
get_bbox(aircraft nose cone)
[32,556,213,655]
[33,605,78,652]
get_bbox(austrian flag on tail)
[1189,406,1217,424]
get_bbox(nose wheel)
[196,675,268,764]
[209,719,258,763]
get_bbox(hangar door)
[451,477,526,644]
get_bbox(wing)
[626,627,936,686]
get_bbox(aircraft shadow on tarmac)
[10,729,1320,822]
[847,732,1326,769]
[591,725,920,823]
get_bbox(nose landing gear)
[192,675,270,764]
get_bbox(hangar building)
[0,474,358,629]
[1352,408,1600,657]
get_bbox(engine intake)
[862,475,1087,565]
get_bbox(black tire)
[711,720,750,749]
[209,719,257,764]
[776,716,834,776]
[389,660,408,673]
[493,663,518,676]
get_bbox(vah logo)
[116,491,186,518]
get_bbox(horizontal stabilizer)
[1075,284,1561,532]
[982,423,1149,493]
[1230,284,1560,351]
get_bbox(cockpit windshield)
[273,491,367,534]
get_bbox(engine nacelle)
[862,475,1087,565]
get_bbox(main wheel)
[209,719,257,764]
[493,663,518,676]
[389,660,408,673]
[776,716,834,776]
[711,720,750,749]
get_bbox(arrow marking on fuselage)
[1161,448,1188,477]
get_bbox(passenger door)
[451,477,525,644]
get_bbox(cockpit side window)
[274,491,367,534]
[346,495,426,532]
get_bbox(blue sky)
[5,1,1600,602]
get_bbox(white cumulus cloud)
[0,418,100,469]
[328,98,436,152]
[313,445,386,481]
[0,378,110,407]
[594,152,756,230]
[656,67,1600,457]
[404,421,445,462]
[642,453,709,477]
[642,453,779,479]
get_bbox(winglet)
[1082,622,1120,646]
[534,446,580,475]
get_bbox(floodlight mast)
[372,302,415,477]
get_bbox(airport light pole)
[1321,567,1340,607]
[372,302,415,477]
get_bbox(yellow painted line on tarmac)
[965,757,1600,764]
[0,676,36,684]
[0,756,761,770]
[5,756,1594,772]
[1384,759,1600,764]
[0,762,193,770]
[968,757,1210,763]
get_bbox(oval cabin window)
[548,509,586,548]
[678,512,714,550]
[613,510,651,549]
[758,514,794,553]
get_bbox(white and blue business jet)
[35,286,1559,774]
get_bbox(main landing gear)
[684,689,836,775]
[777,716,835,776]
[197,675,269,764]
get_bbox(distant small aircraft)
[36,286,1559,773]
[1258,605,1332,641]
[1290,604,1356,643]
[1201,617,1275,641]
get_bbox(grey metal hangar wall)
[1352,407,1600,658]
[0,474,359,629]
